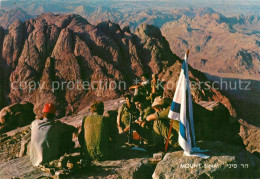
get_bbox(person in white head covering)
[30,103,76,166]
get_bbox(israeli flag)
[168,51,209,158]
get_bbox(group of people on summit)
[29,74,180,166]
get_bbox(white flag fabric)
[178,57,192,152]
[168,51,210,158]
[184,151,210,159]
[168,52,192,152]
[167,63,183,121]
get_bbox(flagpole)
[165,119,174,152]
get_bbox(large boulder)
[194,101,242,146]
[153,141,260,179]
[0,102,35,134]
[239,119,260,156]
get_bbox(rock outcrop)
[194,101,241,145]
[160,60,237,117]
[239,119,260,155]
[153,141,260,179]
[0,102,35,134]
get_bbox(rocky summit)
[0,99,259,178]
[0,13,259,178]
[153,141,260,179]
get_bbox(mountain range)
[161,8,260,77]
[0,7,259,79]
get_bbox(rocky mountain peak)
[73,5,94,16]
[196,7,216,17]
[0,13,236,121]
[135,24,162,39]
[0,8,31,29]
[0,14,169,116]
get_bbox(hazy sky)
[0,0,259,16]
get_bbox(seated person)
[134,95,154,124]
[79,101,112,161]
[131,95,154,143]
[117,94,138,134]
[30,103,76,166]
[146,96,179,149]
[150,74,164,103]
[129,74,151,98]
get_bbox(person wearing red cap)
[30,103,76,166]
[42,103,56,114]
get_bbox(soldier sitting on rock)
[149,74,164,103]
[133,95,154,126]
[145,96,179,150]
[131,95,155,143]
[30,103,76,166]
[117,93,138,134]
[79,101,113,161]
[129,74,151,99]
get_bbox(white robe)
[30,118,75,166]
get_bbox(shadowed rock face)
[0,26,8,109]
[0,13,176,117]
